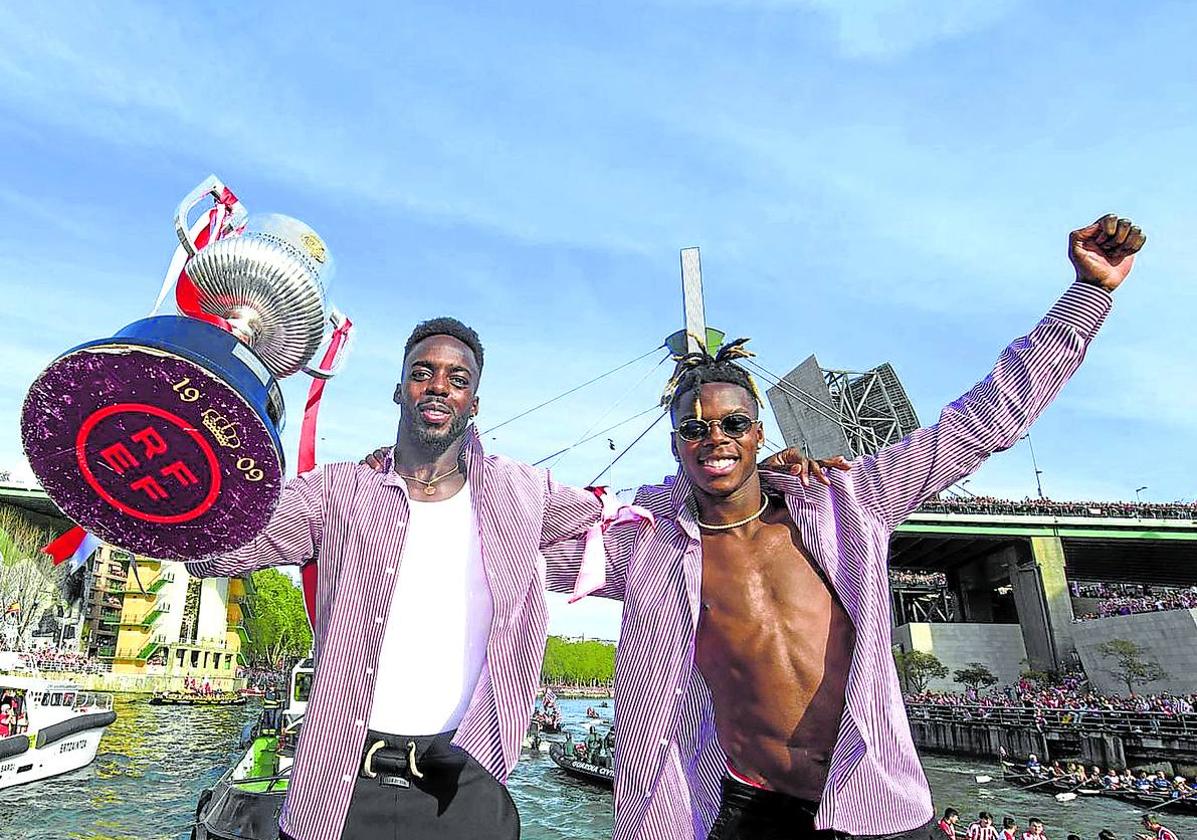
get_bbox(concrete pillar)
[955,558,995,623]
[1007,538,1077,673]
[1080,733,1126,771]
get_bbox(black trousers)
[284,729,519,840]
[708,776,937,840]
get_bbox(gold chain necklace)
[395,465,461,496]
[697,496,769,531]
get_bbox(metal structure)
[891,584,953,625]
[764,354,921,459]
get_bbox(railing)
[147,572,175,594]
[133,608,165,628]
[97,646,115,658]
[906,702,1197,738]
[915,499,1197,521]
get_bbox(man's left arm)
[851,214,1145,531]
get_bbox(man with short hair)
[1024,818,1047,840]
[1140,815,1177,840]
[1001,817,1019,840]
[549,214,1147,839]
[937,808,960,839]
[187,317,647,840]
[968,812,998,840]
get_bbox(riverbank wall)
[909,717,1197,777]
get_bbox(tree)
[244,569,313,668]
[1096,639,1168,695]
[0,506,63,647]
[893,649,948,694]
[954,662,999,694]
[541,636,615,685]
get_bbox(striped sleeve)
[184,467,325,577]
[541,486,647,602]
[851,281,1112,531]
[537,469,604,548]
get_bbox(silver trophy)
[22,175,351,561]
[175,177,346,380]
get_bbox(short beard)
[411,411,471,456]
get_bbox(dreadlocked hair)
[662,335,763,416]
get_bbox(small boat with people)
[0,675,116,789]
[533,697,563,733]
[549,725,615,787]
[150,690,247,706]
[192,659,313,840]
[1002,759,1197,816]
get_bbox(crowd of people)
[564,725,616,769]
[0,688,29,738]
[908,676,1197,718]
[936,807,1179,840]
[1071,582,1197,621]
[918,496,1196,521]
[14,648,105,674]
[891,569,950,588]
[237,666,283,691]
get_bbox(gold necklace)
[395,464,461,496]
[697,496,769,531]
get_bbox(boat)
[548,726,615,787]
[150,691,247,706]
[1002,763,1197,816]
[0,675,116,789]
[533,704,563,733]
[192,659,312,840]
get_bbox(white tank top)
[368,483,493,735]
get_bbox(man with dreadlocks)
[546,214,1147,840]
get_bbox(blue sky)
[1,2,1194,639]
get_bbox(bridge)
[889,509,1197,693]
[7,480,1197,689]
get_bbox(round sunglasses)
[673,412,759,442]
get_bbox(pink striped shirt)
[186,429,607,840]
[549,281,1113,839]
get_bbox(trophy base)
[21,316,286,562]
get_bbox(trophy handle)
[174,175,248,257]
[303,309,354,380]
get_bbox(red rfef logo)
[75,403,222,524]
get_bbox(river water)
[13,695,1197,840]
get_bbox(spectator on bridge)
[917,496,1196,521]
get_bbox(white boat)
[0,674,116,789]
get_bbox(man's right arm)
[185,468,325,578]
